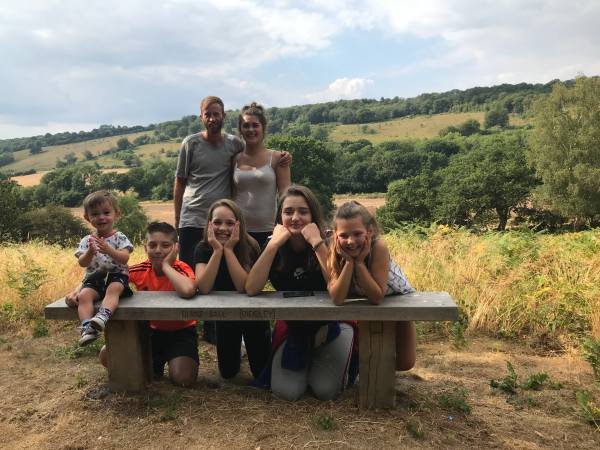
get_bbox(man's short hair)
[82,190,120,216]
[200,96,225,114]
[146,221,178,242]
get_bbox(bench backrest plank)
[45,291,458,322]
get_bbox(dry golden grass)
[0,243,147,329]
[386,227,600,340]
[329,112,530,143]
[1,232,600,447]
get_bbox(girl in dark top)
[246,185,355,401]
[194,199,271,379]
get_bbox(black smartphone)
[283,291,314,298]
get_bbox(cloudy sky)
[1,0,599,139]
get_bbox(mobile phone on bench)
[283,291,314,298]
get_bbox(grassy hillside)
[0,131,154,173]
[329,112,530,143]
[4,110,532,181]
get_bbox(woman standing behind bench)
[233,102,291,248]
[193,199,271,379]
[246,185,355,401]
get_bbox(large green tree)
[528,76,600,224]
[435,133,536,230]
[267,135,335,214]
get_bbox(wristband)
[312,239,325,251]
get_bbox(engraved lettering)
[206,310,226,319]
[180,311,204,319]
[239,309,275,320]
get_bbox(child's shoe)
[79,321,99,346]
[89,307,112,331]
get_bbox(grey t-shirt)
[175,132,244,228]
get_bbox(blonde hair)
[327,201,379,282]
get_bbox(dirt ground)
[1,326,598,449]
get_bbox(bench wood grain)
[45,291,458,409]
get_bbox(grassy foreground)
[1,228,598,344]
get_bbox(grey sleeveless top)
[233,151,277,232]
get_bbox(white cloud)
[305,78,374,103]
[1,0,600,137]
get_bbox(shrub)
[0,179,23,241]
[116,193,149,244]
[20,205,88,246]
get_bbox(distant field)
[68,195,386,225]
[12,168,130,187]
[329,112,530,143]
[0,131,154,173]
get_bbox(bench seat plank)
[45,291,458,322]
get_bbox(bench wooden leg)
[358,321,396,409]
[105,320,152,392]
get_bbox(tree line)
[0,79,566,162]
[1,77,598,242]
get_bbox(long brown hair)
[328,200,379,282]
[202,199,259,269]
[275,185,326,271]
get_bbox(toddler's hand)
[87,237,97,254]
[65,287,81,307]
[91,236,110,254]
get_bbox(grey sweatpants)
[271,323,354,401]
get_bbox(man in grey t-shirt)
[174,96,242,267]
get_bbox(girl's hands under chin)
[207,223,223,251]
[300,223,322,247]
[224,222,240,250]
[335,236,354,262]
[356,234,371,263]
[269,224,291,248]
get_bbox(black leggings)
[216,321,271,379]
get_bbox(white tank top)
[233,151,277,232]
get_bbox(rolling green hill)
[0,131,173,173]
[329,112,530,143]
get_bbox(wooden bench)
[45,291,458,409]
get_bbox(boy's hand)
[163,243,179,267]
[207,223,223,251]
[224,222,240,250]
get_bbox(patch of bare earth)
[0,328,598,449]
